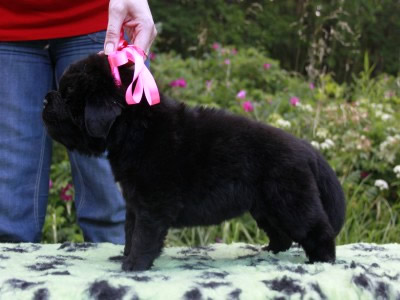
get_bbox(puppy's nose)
[44,91,59,107]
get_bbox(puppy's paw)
[262,243,291,254]
[307,253,336,264]
[123,246,131,257]
[122,257,152,272]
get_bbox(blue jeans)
[0,31,126,243]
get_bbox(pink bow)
[107,33,160,106]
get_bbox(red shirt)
[0,0,109,41]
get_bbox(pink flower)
[224,59,231,65]
[212,43,221,50]
[290,97,300,106]
[169,78,187,88]
[242,101,254,112]
[309,82,315,90]
[263,63,271,70]
[60,184,73,202]
[231,48,238,55]
[149,52,156,60]
[206,80,213,91]
[49,180,53,189]
[236,90,246,99]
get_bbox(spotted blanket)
[0,242,399,300]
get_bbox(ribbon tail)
[125,79,141,105]
[130,76,144,104]
[112,67,122,86]
[131,50,145,83]
[142,68,160,105]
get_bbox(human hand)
[104,0,157,56]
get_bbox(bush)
[150,0,400,82]
[43,46,400,246]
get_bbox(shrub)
[150,0,400,82]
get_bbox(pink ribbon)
[107,32,160,106]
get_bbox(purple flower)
[212,43,221,50]
[290,97,300,107]
[60,184,73,202]
[169,78,187,88]
[263,63,271,70]
[242,101,254,112]
[206,80,213,91]
[49,180,53,189]
[309,82,315,90]
[236,90,246,99]
[224,59,231,65]
[360,171,369,179]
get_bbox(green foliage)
[43,47,400,246]
[41,142,83,243]
[150,0,400,82]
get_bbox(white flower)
[320,138,335,150]
[378,135,400,163]
[394,165,400,178]
[381,113,392,121]
[311,141,320,149]
[316,128,329,139]
[320,142,329,150]
[276,119,291,129]
[379,135,400,152]
[297,103,313,112]
[324,138,335,147]
[374,179,389,191]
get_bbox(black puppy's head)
[42,54,126,156]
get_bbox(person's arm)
[104,0,157,55]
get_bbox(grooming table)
[0,242,399,299]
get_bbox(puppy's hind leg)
[266,185,336,263]
[299,220,336,264]
[252,216,292,254]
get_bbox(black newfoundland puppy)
[42,54,345,271]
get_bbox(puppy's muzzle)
[44,91,60,108]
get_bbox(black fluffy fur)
[42,54,346,271]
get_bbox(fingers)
[104,0,157,56]
[131,20,157,55]
[104,1,126,54]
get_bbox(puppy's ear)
[84,100,122,138]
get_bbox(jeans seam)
[70,153,86,214]
[33,130,47,233]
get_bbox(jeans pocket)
[87,31,107,44]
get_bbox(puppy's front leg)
[122,215,168,272]
[124,209,136,256]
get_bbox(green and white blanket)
[0,242,399,299]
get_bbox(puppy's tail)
[315,153,346,236]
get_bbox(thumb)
[104,8,125,54]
